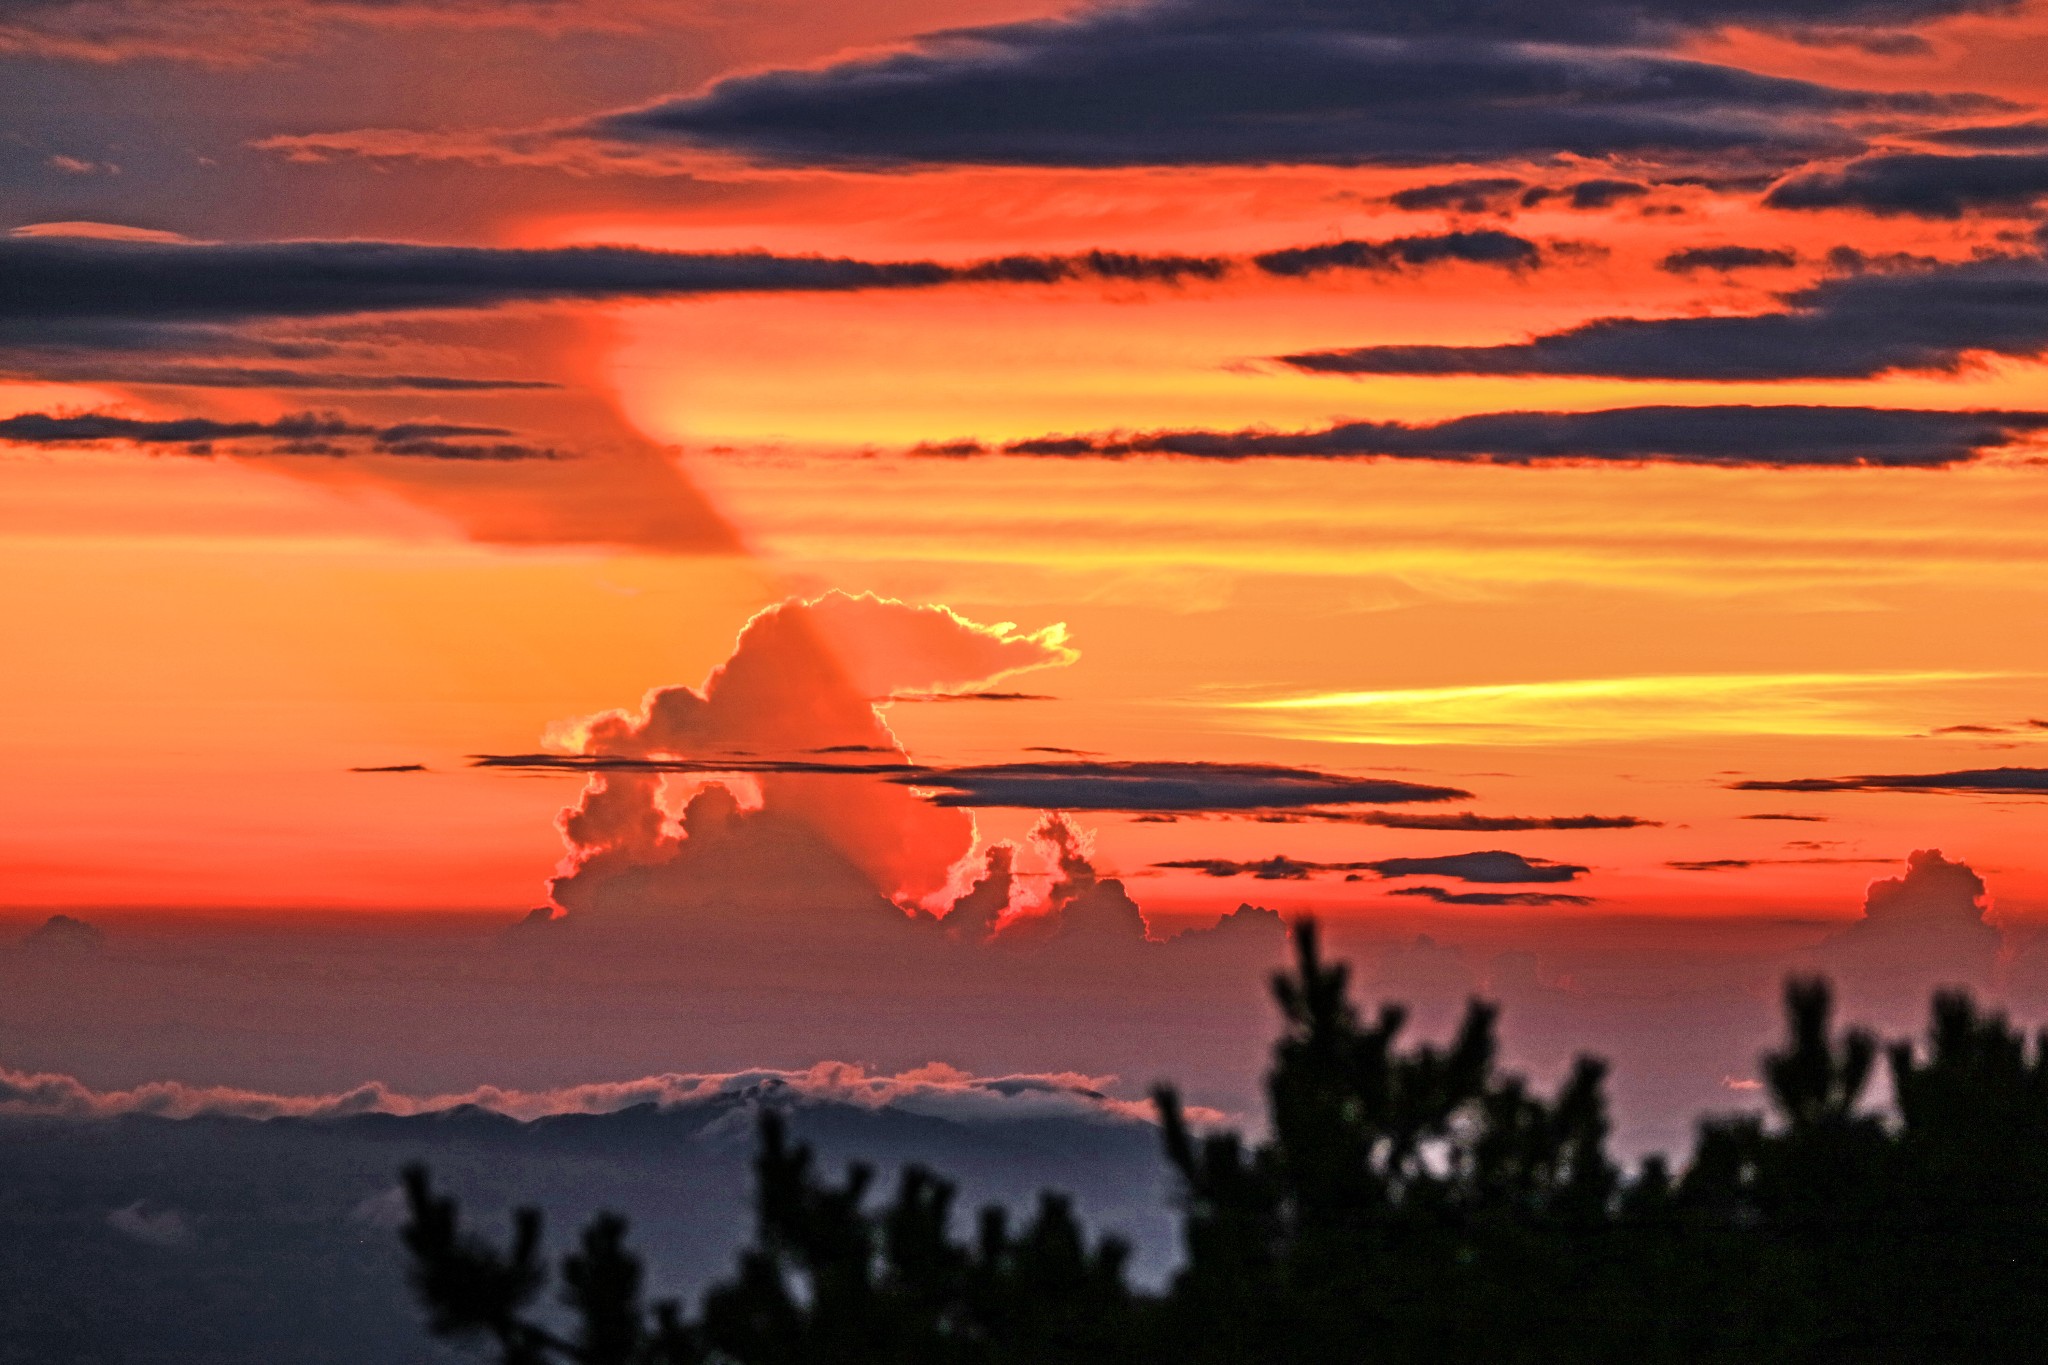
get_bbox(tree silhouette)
[402,923,2048,1364]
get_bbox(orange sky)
[7,0,2048,931]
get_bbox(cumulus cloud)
[1731,766,2048,793]
[1281,252,2048,381]
[546,591,1075,915]
[973,405,2048,468]
[1811,849,2003,1000]
[0,410,557,460]
[1766,151,2048,217]
[591,0,1993,170]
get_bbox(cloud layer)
[1281,252,2048,381]
[975,405,2048,468]
[0,1057,1167,1126]
[594,0,1991,169]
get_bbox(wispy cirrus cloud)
[1227,670,2009,746]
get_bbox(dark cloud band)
[590,0,1992,169]
[1156,850,1587,883]
[0,410,558,459]
[0,229,1550,334]
[946,405,2048,468]
[1731,767,2048,794]
[1765,151,2048,217]
[473,754,1472,811]
[1281,253,2048,381]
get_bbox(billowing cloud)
[591,0,1995,169]
[0,410,556,460]
[1280,252,2048,381]
[1766,151,2048,217]
[1812,849,2002,998]
[1732,766,2048,793]
[548,591,1076,914]
[977,405,2048,468]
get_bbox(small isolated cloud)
[1387,887,1594,906]
[1664,856,1891,871]
[1159,849,1586,883]
[1732,766,2048,794]
[984,406,2048,469]
[1521,178,1651,210]
[1278,251,2048,381]
[1269,809,1658,831]
[1251,230,1544,277]
[1659,245,1800,273]
[1389,178,1530,213]
[1766,152,2048,218]
[106,1203,193,1249]
[1362,851,1589,883]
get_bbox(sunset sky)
[11,0,2048,957]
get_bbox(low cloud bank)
[0,1058,1194,1127]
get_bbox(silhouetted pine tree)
[401,922,2048,1364]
